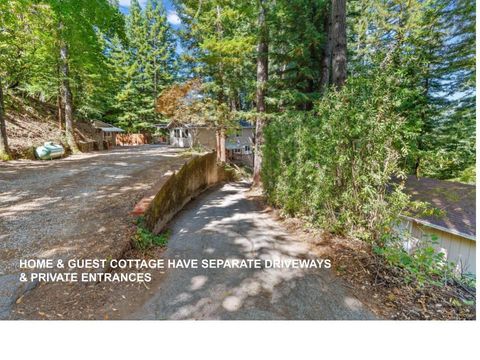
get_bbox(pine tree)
[113,0,177,132]
[347,0,475,181]
[145,0,177,99]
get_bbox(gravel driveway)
[132,182,376,320]
[0,145,187,318]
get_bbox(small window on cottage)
[174,129,180,138]
[234,148,241,154]
[244,145,251,154]
[182,129,189,138]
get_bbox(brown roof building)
[400,176,476,275]
[403,176,475,239]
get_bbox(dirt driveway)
[0,145,187,318]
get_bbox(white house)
[225,120,254,165]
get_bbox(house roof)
[239,120,254,128]
[165,120,203,129]
[403,176,475,239]
[153,123,169,129]
[166,119,254,129]
[92,120,124,133]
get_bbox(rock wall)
[145,152,234,234]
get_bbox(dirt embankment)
[268,210,476,320]
[3,94,97,159]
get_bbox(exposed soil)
[268,209,476,320]
[11,246,170,320]
[4,94,97,159]
[0,145,189,318]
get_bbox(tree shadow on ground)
[133,182,376,320]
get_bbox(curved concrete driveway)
[133,182,376,320]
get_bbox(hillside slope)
[4,95,96,159]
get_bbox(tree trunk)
[59,32,79,153]
[215,129,220,160]
[319,3,332,91]
[0,76,10,159]
[215,128,227,162]
[153,44,158,106]
[57,93,64,130]
[214,5,227,164]
[252,0,268,187]
[219,127,226,163]
[330,0,346,88]
[414,157,421,179]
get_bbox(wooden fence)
[116,133,152,146]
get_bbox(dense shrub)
[133,217,170,250]
[263,72,419,242]
[374,235,454,287]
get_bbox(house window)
[244,145,251,154]
[174,129,180,138]
[182,129,189,138]
[233,148,242,154]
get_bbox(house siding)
[226,128,253,152]
[169,127,216,149]
[170,128,192,148]
[226,128,254,166]
[194,128,216,149]
[398,218,476,275]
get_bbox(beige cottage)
[167,120,254,166]
[398,176,476,275]
[168,124,216,149]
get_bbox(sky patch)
[167,10,181,26]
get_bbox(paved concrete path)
[0,145,187,318]
[132,182,376,320]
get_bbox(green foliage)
[110,0,177,132]
[0,151,12,161]
[450,166,475,184]
[1,0,176,134]
[348,0,476,181]
[263,70,416,241]
[133,216,171,250]
[0,0,125,118]
[374,235,455,287]
[267,0,327,110]
[174,0,257,109]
